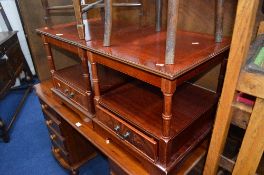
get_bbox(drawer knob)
[114,125,120,132]
[50,134,56,140]
[53,148,60,154]
[41,104,48,109]
[46,120,53,126]
[123,131,131,139]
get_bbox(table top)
[36,19,230,79]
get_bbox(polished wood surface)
[36,19,230,80]
[99,80,216,139]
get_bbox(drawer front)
[53,76,89,111]
[96,106,158,161]
[40,101,62,133]
[47,123,65,148]
[51,143,69,164]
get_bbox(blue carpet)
[0,87,109,175]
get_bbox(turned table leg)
[161,79,176,138]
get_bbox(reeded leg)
[155,0,162,32]
[104,0,112,46]
[161,79,176,138]
[215,0,224,42]
[165,0,180,64]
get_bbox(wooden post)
[232,98,264,174]
[215,0,224,43]
[88,52,101,105]
[42,35,55,75]
[155,0,162,32]
[73,0,85,39]
[161,79,176,138]
[104,0,112,47]
[165,0,180,64]
[203,0,259,174]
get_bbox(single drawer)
[51,143,69,164]
[53,76,89,112]
[96,105,158,162]
[48,123,65,149]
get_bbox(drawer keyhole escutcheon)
[114,125,120,132]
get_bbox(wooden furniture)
[0,31,33,143]
[35,80,212,175]
[37,87,97,175]
[37,16,230,174]
[40,24,129,124]
[203,0,264,174]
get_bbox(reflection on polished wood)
[36,19,230,80]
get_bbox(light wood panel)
[203,0,260,174]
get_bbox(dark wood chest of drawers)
[38,96,96,175]
[0,31,24,98]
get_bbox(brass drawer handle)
[53,148,60,154]
[116,131,131,140]
[41,104,48,110]
[123,131,131,139]
[50,134,56,140]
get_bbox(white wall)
[0,0,35,75]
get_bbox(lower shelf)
[99,80,217,139]
[96,80,217,173]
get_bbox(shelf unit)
[204,0,264,174]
